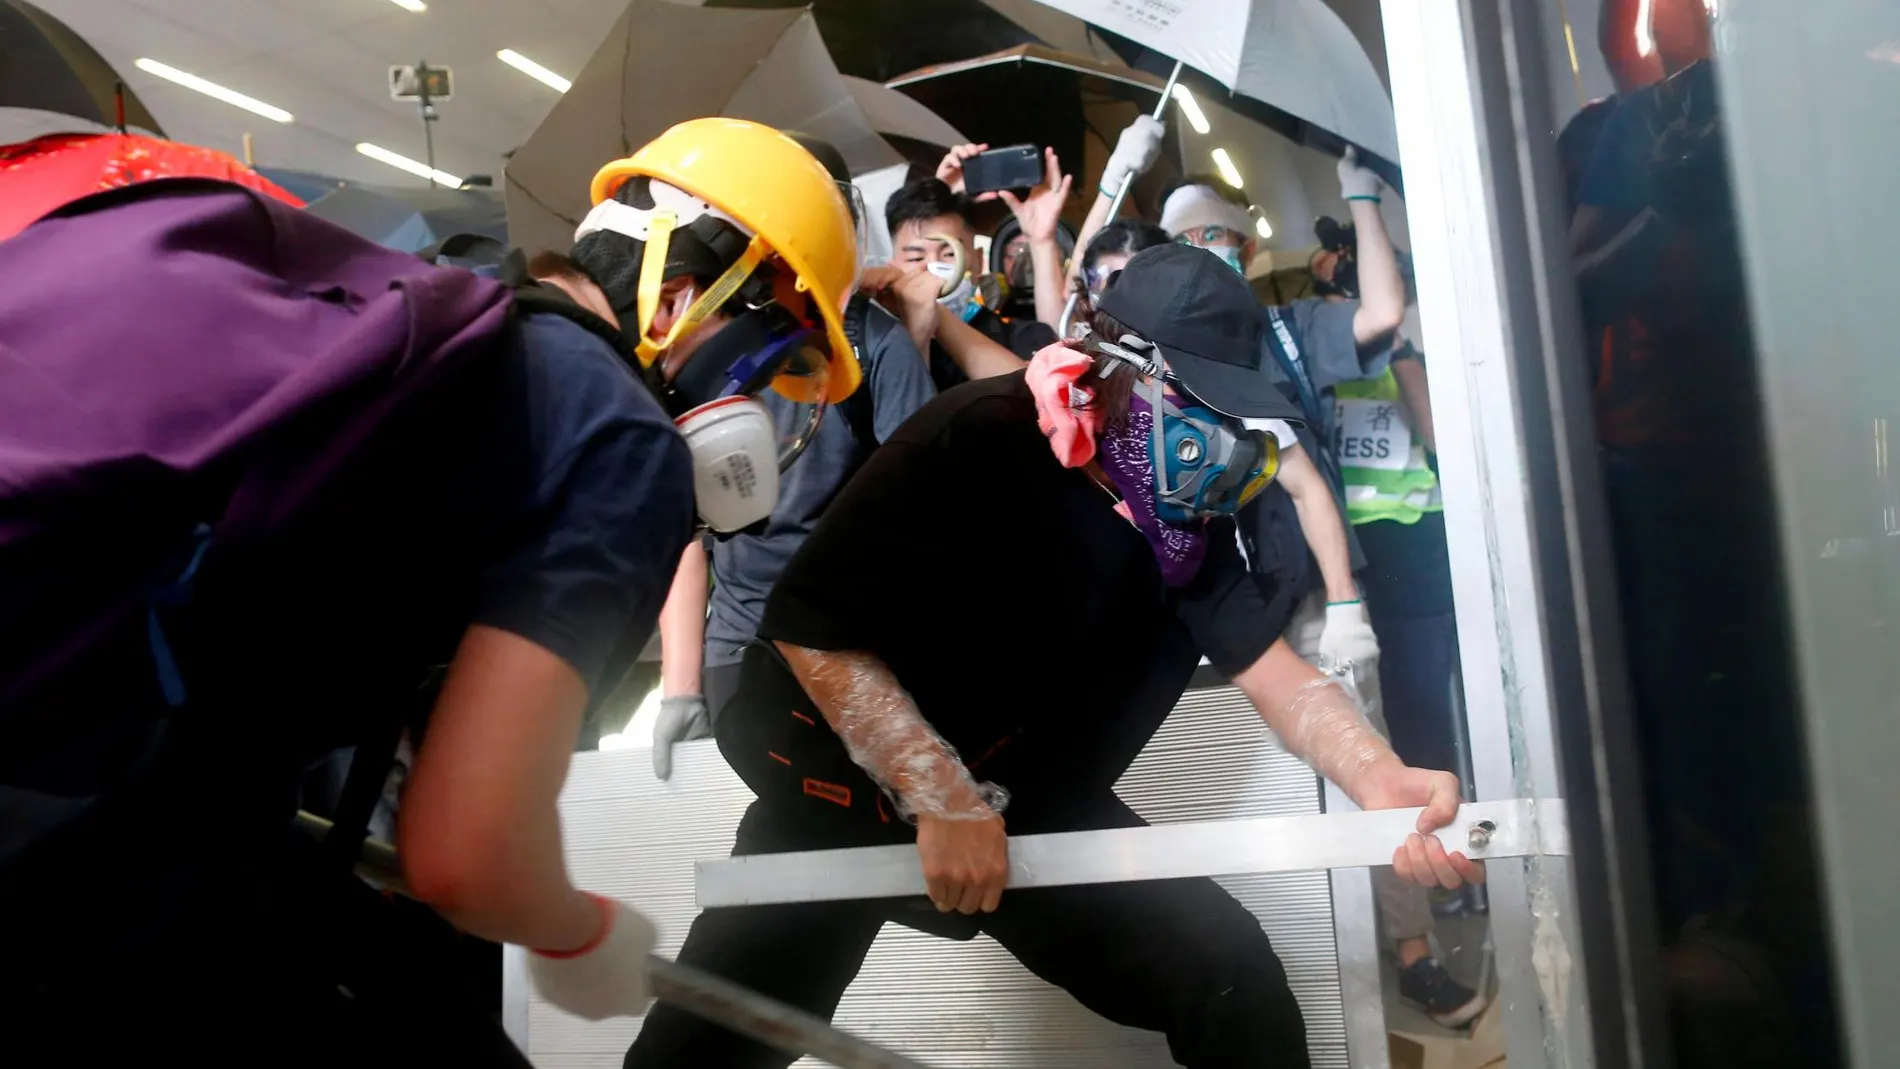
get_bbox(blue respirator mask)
[1086,333,1281,523]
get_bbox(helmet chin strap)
[634,211,772,369]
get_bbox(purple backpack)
[0,180,518,864]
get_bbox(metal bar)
[1099,59,1183,227]
[1057,58,1181,342]
[698,799,1566,909]
[649,957,941,1069]
[292,812,939,1069]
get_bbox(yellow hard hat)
[590,118,862,403]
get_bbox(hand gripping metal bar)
[697,799,1568,908]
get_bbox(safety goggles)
[1173,225,1249,250]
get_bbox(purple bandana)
[1097,394,1209,587]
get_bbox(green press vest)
[1333,368,1441,526]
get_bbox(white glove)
[1101,114,1166,197]
[652,694,711,780]
[1318,600,1381,671]
[529,895,658,1021]
[1337,147,1383,202]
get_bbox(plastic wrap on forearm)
[1273,672,1396,787]
[788,647,1008,821]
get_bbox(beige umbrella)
[506,0,899,253]
[840,75,968,153]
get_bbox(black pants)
[626,646,1311,1069]
[1357,515,1462,778]
[702,659,746,727]
[4,824,528,1067]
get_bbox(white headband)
[1160,184,1253,240]
[573,178,748,244]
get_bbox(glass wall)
[1387,0,1898,1065]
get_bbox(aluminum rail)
[293,812,943,1069]
[698,798,1567,909]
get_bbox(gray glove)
[652,695,711,780]
[1337,146,1383,202]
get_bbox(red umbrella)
[0,132,303,239]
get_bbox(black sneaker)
[1398,957,1488,1028]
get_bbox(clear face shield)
[921,232,977,319]
[836,179,871,282]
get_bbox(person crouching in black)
[626,243,1481,1069]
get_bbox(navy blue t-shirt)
[469,312,696,698]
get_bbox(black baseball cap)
[1096,243,1303,423]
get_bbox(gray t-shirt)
[1255,297,1396,579]
[1262,297,1394,403]
[705,302,936,666]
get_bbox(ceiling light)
[1210,147,1244,189]
[387,0,427,11]
[356,142,462,187]
[1171,84,1210,135]
[497,49,572,93]
[1255,215,1274,240]
[133,59,292,124]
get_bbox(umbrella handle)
[1102,60,1183,224]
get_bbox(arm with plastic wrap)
[775,642,1012,915]
[1230,639,1483,889]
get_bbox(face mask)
[927,259,977,320]
[675,397,781,533]
[1082,333,1279,524]
[1096,394,1210,588]
[1211,246,1247,276]
[1134,375,1277,524]
[664,304,834,533]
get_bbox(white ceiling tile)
[11,0,813,196]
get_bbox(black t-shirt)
[928,307,1059,392]
[757,373,1287,792]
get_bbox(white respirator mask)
[675,396,783,533]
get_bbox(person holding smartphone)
[855,147,1067,390]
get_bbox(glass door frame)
[1378,2,1674,1066]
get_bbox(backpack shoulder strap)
[462,246,643,380]
[836,294,880,461]
[418,233,509,268]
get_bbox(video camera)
[1310,215,1359,298]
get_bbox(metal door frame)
[1378,2,1674,1066]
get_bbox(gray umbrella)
[0,0,163,135]
[506,0,898,253]
[303,183,507,255]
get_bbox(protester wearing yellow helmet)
[568,117,865,533]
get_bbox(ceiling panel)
[21,0,632,189]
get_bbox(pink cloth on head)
[1025,343,1102,468]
